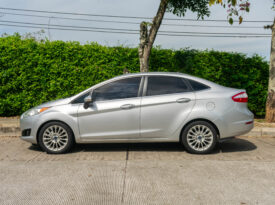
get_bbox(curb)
[0,127,20,136]
[0,119,20,136]
[238,127,275,137]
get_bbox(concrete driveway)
[1,136,275,205]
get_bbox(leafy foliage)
[167,0,210,19]
[167,0,251,24]
[0,35,268,116]
[209,0,250,24]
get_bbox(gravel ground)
[1,136,275,205]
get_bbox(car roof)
[110,72,193,81]
[113,72,220,87]
[114,72,186,78]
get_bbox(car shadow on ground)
[28,137,257,154]
[218,138,257,153]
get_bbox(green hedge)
[0,34,269,116]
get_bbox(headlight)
[23,107,50,118]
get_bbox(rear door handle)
[176,98,191,103]
[120,104,135,109]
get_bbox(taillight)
[232,92,248,103]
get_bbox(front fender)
[34,104,81,143]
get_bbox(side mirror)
[83,94,93,109]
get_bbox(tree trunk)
[138,0,169,72]
[265,18,275,122]
[138,22,150,72]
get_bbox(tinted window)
[146,76,190,96]
[94,77,141,101]
[187,79,210,91]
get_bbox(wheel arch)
[36,120,76,144]
[180,118,220,142]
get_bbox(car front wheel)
[38,121,74,154]
[181,121,217,154]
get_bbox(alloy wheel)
[186,125,214,152]
[42,125,69,152]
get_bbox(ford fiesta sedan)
[20,72,254,154]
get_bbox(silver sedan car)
[20,72,254,154]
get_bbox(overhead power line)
[162,23,264,29]
[0,11,266,29]
[0,23,271,38]
[0,11,142,25]
[0,20,271,36]
[0,7,273,23]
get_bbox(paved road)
[1,136,275,205]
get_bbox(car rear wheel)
[38,121,74,154]
[181,121,217,154]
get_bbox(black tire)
[181,121,217,154]
[38,121,74,154]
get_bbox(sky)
[0,0,274,60]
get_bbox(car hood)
[37,97,72,108]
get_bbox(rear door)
[140,76,195,139]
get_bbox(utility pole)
[265,18,275,122]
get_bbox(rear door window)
[146,76,190,96]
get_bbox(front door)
[77,77,142,140]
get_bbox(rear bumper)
[218,118,254,139]
[230,119,254,136]
[215,101,254,139]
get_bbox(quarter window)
[94,77,141,101]
[187,79,210,91]
[72,92,90,104]
[146,76,190,96]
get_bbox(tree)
[265,18,275,122]
[138,0,251,72]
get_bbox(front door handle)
[176,98,191,103]
[120,104,135,109]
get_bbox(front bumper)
[20,115,40,144]
[20,135,36,144]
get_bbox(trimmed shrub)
[0,34,269,116]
